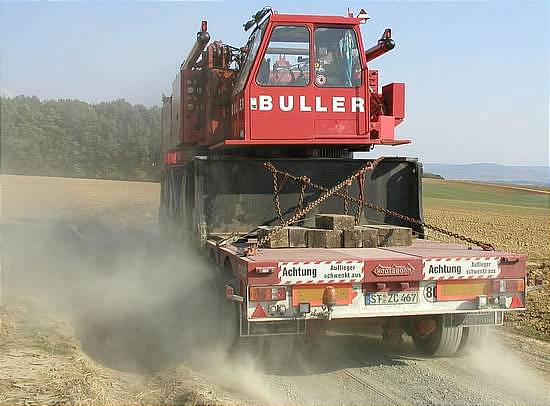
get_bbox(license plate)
[366,291,418,305]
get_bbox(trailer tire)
[413,316,463,357]
[456,326,489,355]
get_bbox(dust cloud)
[456,330,550,402]
[1,218,276,403]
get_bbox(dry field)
[1,174,549,406]
[423,179,549,261]
[423,178,550,339]
[0,174,160,229]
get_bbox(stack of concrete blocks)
[257,214,412,248]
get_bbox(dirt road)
[1,175,549,405]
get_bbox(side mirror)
[244,19,255,32]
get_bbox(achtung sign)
[278,261,364,285]
[423,257,501,280]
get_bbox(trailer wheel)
[456,326,489,355]
[412,316,463,357]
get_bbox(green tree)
[0,96,161,181]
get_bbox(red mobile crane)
[159,7,526,356]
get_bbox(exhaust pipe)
[182,21,211,69]
[365,28,395,62]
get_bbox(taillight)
[507,279,525,292]
[249,286,286,301]
[491,279,525,293]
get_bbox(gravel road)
[2,175,549,406]
[249,331,550,405]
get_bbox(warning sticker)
[278,261,364,285]
[423,257,500,280]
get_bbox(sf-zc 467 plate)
[366,291,419,305]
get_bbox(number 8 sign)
[423,282,437,302]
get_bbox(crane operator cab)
[228,9,408,150]
[160,7,409,155]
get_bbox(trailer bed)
[212,237,525,290]
[241,239,511,262]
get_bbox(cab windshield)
[233,22,267,95]
[314,27,362,88]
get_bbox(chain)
[343,184,350,215]
[293,176,310,220]
[354,172,366,225]
[262,160,495,251]
[259,157,385,247]
[362,202,495,251]
[269,166,285,225]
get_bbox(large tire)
[456,326,489,355]
[413,316,463,357]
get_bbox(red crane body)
[159,8,526,353]
[162,11,407,163]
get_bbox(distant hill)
[422,172,444,180]
[423,163,550,186]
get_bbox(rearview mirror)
[244,19,255,31]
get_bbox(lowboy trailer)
[159,8,526,356]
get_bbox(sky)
[0,1,548,166]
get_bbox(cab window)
[256,25,310,87]
[314,27,362,88]
[233,23,265,95]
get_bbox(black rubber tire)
[456,326,489,355]
[413,316,463,357]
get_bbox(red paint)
[251,303,267,318]
[510,295,523,308]
[161,12,409,157]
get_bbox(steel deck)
[239,239,519,264]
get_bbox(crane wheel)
[412,315,463,357]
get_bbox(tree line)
[0,96,161,181]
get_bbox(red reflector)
[251,303,267,318]
[510,295,523,309]
[249,286,286,301]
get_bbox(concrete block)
[365,224,412,247]
[343,229,363,248]
[307,229,343,248]
[288,226,308,248]
[315,214,355,231]
[257,226,289,248]
[355,226,379,248]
